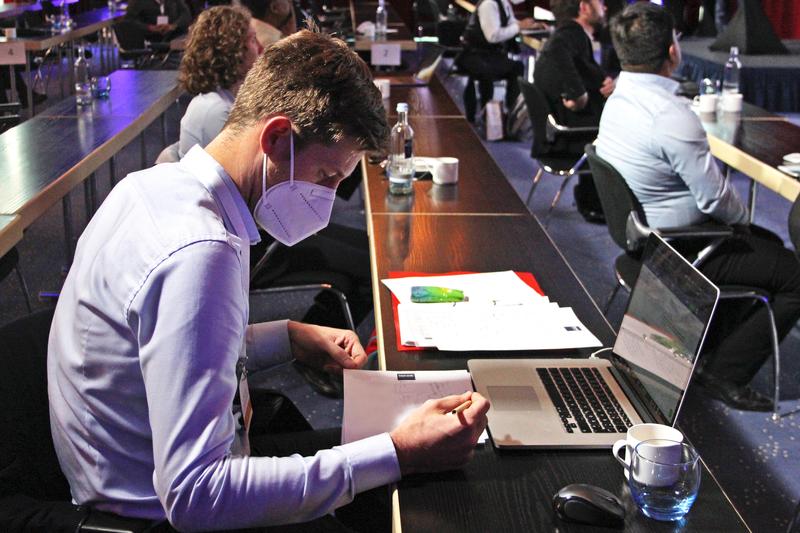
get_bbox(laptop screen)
[612,235,719,425]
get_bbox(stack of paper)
[382,271,601,351]
[342,369,485,444]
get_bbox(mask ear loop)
[289,128,294,184]
[261,152,268,198]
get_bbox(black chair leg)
[14,264,32,313]
[464,77,477,123]
[603,283,622,315]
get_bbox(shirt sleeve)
[245,320,293,371]
[655,107,749,225]
[478,0,520,44]
[130,240,401,532]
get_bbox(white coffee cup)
[612,423,683,481]
[373,78,391,100]
[432,157,459,185]
[693,93,717,113]
[721,92,743,112]
[4,27,17,39]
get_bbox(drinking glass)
[628,439,701,521]
[92,76,111,99]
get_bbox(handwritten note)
[342,369,476,444]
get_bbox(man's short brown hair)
[225,30,388,152]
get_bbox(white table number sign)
[0,42,26,66]
[371,43,401,67]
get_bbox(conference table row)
[0,69,181,259]
[361,65,754,531]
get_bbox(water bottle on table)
[388,103,414,196]
[375,0,388,39]
[74,44,93,106]
[722,46,741,95]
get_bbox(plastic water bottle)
[447,3,458,20]
[375,0,388,39]
[722,46,741,95]
[74,44,92,106]
[388,103,414,196]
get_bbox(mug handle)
[612,439,630,471]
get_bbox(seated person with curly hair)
[177,5,263,158]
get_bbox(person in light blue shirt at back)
[596,2,800,412]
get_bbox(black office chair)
[112,20,171,69]
[0,246,32,313]
[0,309,155,532]
[0,103,22,134]
[585,144,782,420]
[518,78,597,225]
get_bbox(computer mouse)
[553,483,625,528]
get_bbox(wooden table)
[0,69,180,261]
[701,106,800,203]
[360,65,749,531]
[0,214,23,258]
[380,76,462,118]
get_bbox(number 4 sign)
[371,43,401,67]
[0,42,26,66]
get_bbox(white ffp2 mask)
[252,131,336,246]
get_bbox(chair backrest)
[517,77,551,158]
[584,144,648,252]
[788,193,800,254]
[112,20,147,52]
[0,308,72,502]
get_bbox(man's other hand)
[518,18,545,31]
[600,76,615,98]
[562,92,588,111]
[390,391,490,475]
[288,321,368,374]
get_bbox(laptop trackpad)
[487,386,541,411]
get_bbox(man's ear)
[258,116,292,157]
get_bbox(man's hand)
[390,391,490,475]
[562,92,588,111]
[288,321,367,374]
[599,76,615,99]
[518,18,545,31]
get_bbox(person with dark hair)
[177,6,262,158]
[124,0,192,42]
[597,2,800,412]
[241,0,297,48]
[48,29,489,532]
[534,0,614,223]
[455,0,541,122]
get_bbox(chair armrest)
[545,114,598,143]
[624,212,734,254]
[79,508,155,533]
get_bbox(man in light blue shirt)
[596,3,800,412]
[48,31,489,532]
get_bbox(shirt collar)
[616,71,680,95]
[181,145,261,245]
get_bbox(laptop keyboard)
[537,367,633,434]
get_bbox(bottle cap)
[396,102,408,113]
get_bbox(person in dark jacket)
[533,0,614,222]
[124,0,192,42]
[456,0,540,123]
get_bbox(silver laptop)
[389,44,444,87]
[469,234,719,448]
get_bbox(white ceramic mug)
[721,92,743,112]
[4,27,17,39]
[693,93,717,113]
[373,78,391,100]
[612,423,683,480]
[432,157,459,185]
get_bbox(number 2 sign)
[371,43,401,67]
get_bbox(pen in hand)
[450,399,472,415]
